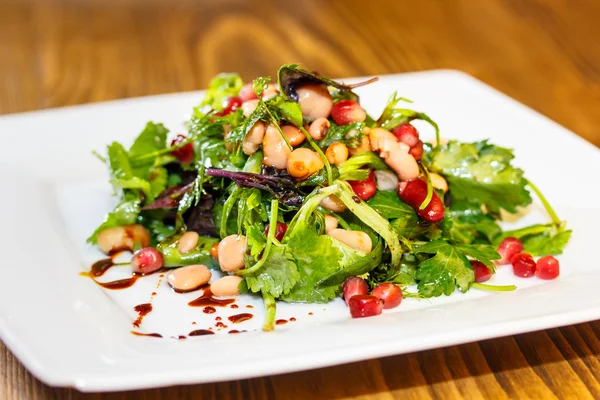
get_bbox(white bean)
[328,229,372,253]
[374,170,399,191]
[430,172,448,193]
[167,265,211,292]
[177,231,200,254]
[282,125,306,147]
[324,215,338,234]
[319,195,346,213]
[211,275,243,297]
[262,124,292,169]
[217,235,247,272]
[242,121,266,155]
[242,99,260,117]
[308,117,330,140]
[296,84,333,121]
[385,145,420,181]
[97,224,150,254]
[325,142,349,166]
[287,148,324,179]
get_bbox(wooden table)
[1,0,599,398]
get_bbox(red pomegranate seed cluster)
[342,277,402,318]
[392,123,424,161]
[170,134,195,164]
[495,237,560,280]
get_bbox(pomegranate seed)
[397,179,445,223]
[264,222,288,242]
[170,134,194,164]
[496,237,524,265]
[535,255,560,280]
[131,247,164,274]
[511,253,536,278]
[342,277,368,305]
[392,123,420,147]
[348,170,377,201]
[215,96,242,116]
[331,100,367,125]
[348,295,383,318]
[470,260,492,283]
[238,83,258,102]
[372,283,403,309]
[409,140,424,161]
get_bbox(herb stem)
[300,126,333,186]
[92,150,106,163]
[472,282,517,292]
[525,179,561,228]
[419,165,433,210]
[261,102,293,151]
[237,199,279,276]
[262,292,277,332]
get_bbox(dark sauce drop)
[203,306,216,314]
[229,330,241,334]
[178,335,187,340]
[308,312,314,316]
[133,303,153,328]
[96,276,139,290]
[231,304,239,309]
[188,287,236,307]
[290,317,296,322]
[91,258,115,277]
[215,316,222,321]
[246,305,254,309]
[276,319,288,325]
[189,329,215,336]
[228,313,253,324]
[172,283,209,294]
[216,322,227,328]
[131,331,162,338]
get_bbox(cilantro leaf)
[318,121,365,148]
[243,246,300,298]
[426,140,532,213]
[497,223,572,256]
[367,191,414,220]
[414,241,499,297]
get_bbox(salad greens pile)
[89,64,570,330]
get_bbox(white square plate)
[1,70,599,392]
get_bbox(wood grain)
[1,0,599,398]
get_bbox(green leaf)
[414,241,499,297]
[338,152,389,181]
[523,230,572,256]
[110,177,151,199]
[376,92,439,141]
[107,142,133,180]
[157,234,219,268]
[243,246,300,298]
[441,200,502,244]
[497,223,572,256]
[128,122,169,159]
[87,192,141,243]
[272,100,303,127]
[318,121,365,148]
[317,240,383,288]
[426,140,532,213]
[367,191,414,220]
[201,73,243,110]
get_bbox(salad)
[89,64,571,331]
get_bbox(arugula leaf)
[201,73,243,110]
[426,140,532,213]
[414,241,499,297]
[128,122,169,159]
[243,246,300,298]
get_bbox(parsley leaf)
[128,122,169,159]
[414,241,499,297]
[497,223,572,256]
[243,246,300,298]
[426,140,532,213]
